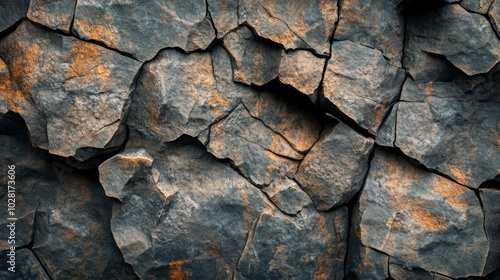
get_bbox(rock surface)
[0,21,141,157]
[72,0,216,61]
[261,177,312,215]
[0,0,30,33]
[324,41,405,134]
[28,0,77,32]
[295,122,374,211]
[354,149,489,278]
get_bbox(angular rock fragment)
[128,47,256,143]
[278,50,326,100]
[334,0,405,66]
[99,134,274,279]
[376,104,398,147]
[0,0,30,32]
[480,188,500,274]
[207,104,301,186]
[490,0,500,35]
[405,4,500,76]
[324,41,405,134]
[345,233,389,279]
[206,0,238,38]
[238,206,348,279]
[354,149,489,278]
[295,122,374,211]
[389,261,433,280]
[0,249,50,279]
[0,21,141,157]
[238,0,338,55]
[396,78,500,187]
[223,26,283,86]
[28,0,77,32]
[244,91,323,153]
[460,0,495,14]
[261,177,312,215]
[73,0,215,61]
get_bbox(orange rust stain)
[208,93,230,117]
[238,189,253,226]
[64,230,77,240]
[169,260,192,280]
[425,82,432,96]
[374,104,387,125]
[317,252,329,280]
[434,176,468,212]
[410,206,446,232]
[447,166,469,186]
[68,42,111,83]
[8,43,43,94]
[76,16,119,46]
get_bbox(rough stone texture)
[405,4,500,76]
[396,78,500,188]
[238,0,338,56]
[295,122,374,211]
[207,104,301,186]
[0,114,137,279]
[0,249,50,279]
[261,177,312,215]
[72,0,215,61]
[480,188,500,275]
[0,0,30,32]
[0,21,141,157]
[461,0,495,14]
[345,233,389,279]
[238,206,348,279]
[376,103,398,147]
[223,26,283,86]
[335,0,405,67]
[354,149,489,278]
[206,0,238,38]
[278,50,326,100]
[27,0,77,32]
[490,0,500,35]
[389,260,434,280]
[324,41,406,134]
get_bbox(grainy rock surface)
[1,1,499,279]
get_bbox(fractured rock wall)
[0,0,499,279]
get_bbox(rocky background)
[0,0,499,279]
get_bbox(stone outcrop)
[1,1,499,279]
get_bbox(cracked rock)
[490,0,500,35]
[354,148,489,278]
[345,232,389,279]
[207,104,301,186]
[460,0,495,14]
[295,122,374,211]
[480,188,500,274]
[405,4,500,76]
[0,249,50,279]
[261,177,312,215]
[72,0,216,61]
[237,206,348,279]
[324,41,405,134]
[206,0,238,38]
[0,21,141,157]
[28,0,77,32]
[334,0,405,67]
[238,0,338,56]
[396,77,500,188]
[0,0,30,32]
[376,103,398,147]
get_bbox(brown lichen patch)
[425,82,432,96]
[433,176,468,213]
[169,260,192,280]
[410,206,446,232]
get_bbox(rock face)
[1,1,500,279]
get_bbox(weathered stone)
[0,211,35,250]
[376,104,398,147]
[223,26,283,86]
[28,0,77,32]
[489,0,500,35]
[355,149,489,278]
[461,0,495,14]
[335,0,405,67]
[207,104,301,186]
[244,91,323,154]
[237,206,348,279]
[295,122,374,211]
[261,177,312,215]
[324,41,405,134]
[396,78,500,187]
[0,21,141,157]
[0,0,29,32]
[128,47,256,143]
[99,133,274,279]
[389,261,433,280]
[345,233,389,279]
[278,50,325,100]
[0,115,137,279]
[480,188,500,274]
[0,249,50,279]
[206,0,238,38]
[238,0,338,56]
[72,0,215,61]
[405,4,500,76]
